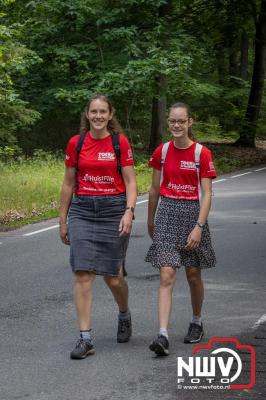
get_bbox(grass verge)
[1,142,266,231]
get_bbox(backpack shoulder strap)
[194,142,202,180]
[77,132,86,154]
[75,132,87,192]
[112,133,121,174]
[194,142,203,196]
[160,141,170,186]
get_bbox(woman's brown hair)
[80,95,122,135]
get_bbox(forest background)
[0,0,266,227]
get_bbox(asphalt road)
[0,165,266,400]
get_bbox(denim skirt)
[145,197,216,269]
[68,193,129,276]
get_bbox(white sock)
[80,329,93,343]
[159,328,168,338]
[118,309,131,320]
[192,315,202,326]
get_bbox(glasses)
[168,118,188,126]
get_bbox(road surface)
[0,166,265,400]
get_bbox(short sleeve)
[148,144,163,171]
[120,134,134,166]
[65,135,79,167]
[200,146,216,179]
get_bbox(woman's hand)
[59,223,70,245]
[119,211,133,236]
[185,225,202,250]
[147,222,155,239]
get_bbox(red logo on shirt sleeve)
[209,161,215,171]
[127,149,133,160]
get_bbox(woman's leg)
[74,271,96,330]
[184,266,204,343]
[158,266,177,330]
[70,271,96,359]
[104,267,131,343]
[149,266,176,356]
[104,267,128,312]
[185,266,204,317]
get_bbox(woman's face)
[168,107,192,139]
[87,99,112,132]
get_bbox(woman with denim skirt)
[59,95,137,359]
[145,102,216,356]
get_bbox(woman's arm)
[59,166,76,245]
[147,169,161,239]
[120,165,137,236]
[185,177,212,250]
[196,177,212,226]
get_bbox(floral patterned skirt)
[145,197,216,269]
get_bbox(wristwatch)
[125,206,135,214]
[125,206,135,220]
[196,222,205,229]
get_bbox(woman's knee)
[74,272,95,289]
[104,275,124,290]
[160,267,176,288]
[186,268,202,286]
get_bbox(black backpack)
[75,132,121,192]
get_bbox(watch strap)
[196,222,205,229]
[125,206,135,220]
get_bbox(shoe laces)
[158,335,168,346]
[190,323,201,336]
[118,319,130,333]
[76,338,91,348]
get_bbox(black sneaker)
[117,316,132,343]
[149,335,169,356]
[70,338,95,359]
[184,323,204,344]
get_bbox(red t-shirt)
[148,141,216,200]
[65,132,134,195]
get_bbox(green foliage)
[0,148,65,226]
[1,0,265,151]
[194,117,223,138]
[0,144,22,161]
[0,12,41,146]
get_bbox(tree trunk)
[229,41,239,78]
[240,30,249,80]
[235,0,266,147]
[148,0,171,152]
[149,74,167,152]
